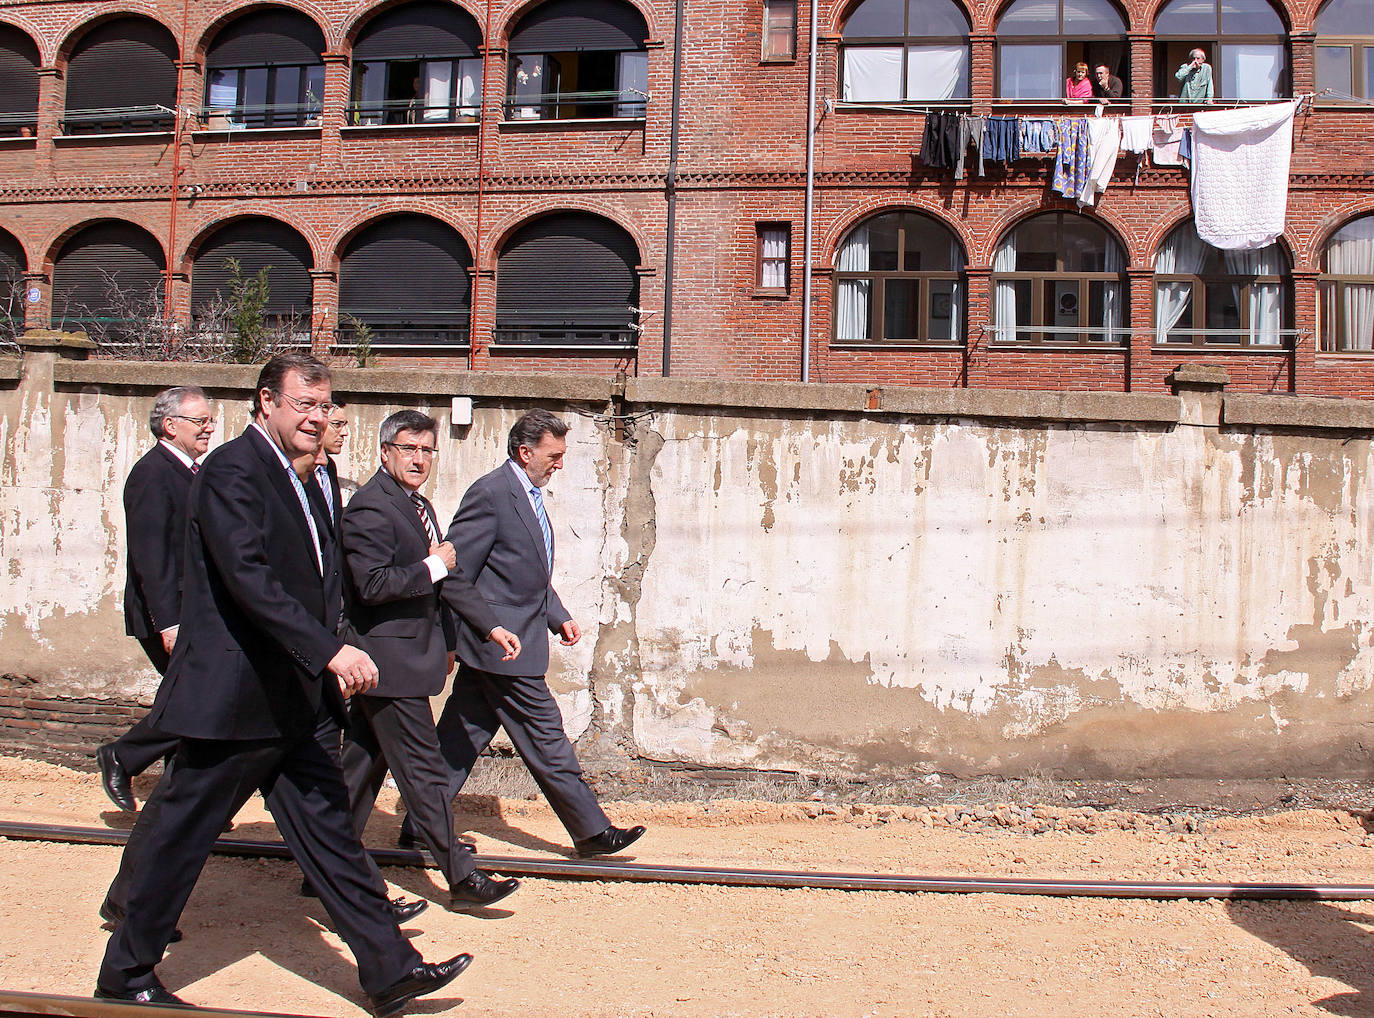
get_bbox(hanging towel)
[1152,115,1185,166]
[1077,116,1121,207]
[1052,117,1091,199]
[1119,116,1153,153]
[1189,101,1298,250]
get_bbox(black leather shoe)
[368,953,472,1018]
[96,744,136,812]
[574,824,646,858]
[448,869,519,909]
[99,898,182,943]
[390,896,428,922]
[396,826,418,850]
[94,985,187,1006]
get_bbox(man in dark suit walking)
[96,353,470,1017]
[97,386,215,813]
[420,409,644,858]
[340,409,522,910]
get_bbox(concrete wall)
[5,340,1374,778]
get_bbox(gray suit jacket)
[446,461,570,677]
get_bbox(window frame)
[1315,38,1374,102]
[1153,271,1290,347]
[839,0,972,104]
[203,61,326,128]
[756,222,791,294]
[994,0,1129,102]
[349,56,483,125]
[762,0,798,62]
[1153,0,1289,101]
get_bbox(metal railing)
[492,317,637,348]
[197,102,321,130]
[60,105,176,135]
[1155,327,1298,349]
[988,325,1133,345]
[335,319,471,350]
[345,98,480,126]
[503,88,648,121]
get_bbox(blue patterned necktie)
[530,486,553,570]
[285,466,323,574]
[314,464,334,523]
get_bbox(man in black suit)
[420,409,644,858]
[340,409,522,910]
[96,353,470,1017]
[97,386,215,813]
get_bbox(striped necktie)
[315,464,334,523]
[285,465,323,574]
[530,486,552,570]
[410,491,440,545]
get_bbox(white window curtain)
[423,62,453,120]
[906,45,969,100]
[1325,218,1374,351]
[761,228,788,289]
[1223,244,1283,345]
[835,227,871,340]
[948,238,963,340]
[457,59,482,118]
[1154,225,1208,341]
[1222,44,1284,100]
[993,237,1017,341]
[1102,242,1124,341]
[617,51,648,116]
[843,47,902,101]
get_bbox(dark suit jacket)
[341,469,498,698]
[122,443,194,639]
[446,461,570,677]
[147,427,347,741]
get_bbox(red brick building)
[0,0,1370,394]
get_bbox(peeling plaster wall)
[5,357,1374,778]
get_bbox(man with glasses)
[338,409,523,911]
[323,400,360,505]
[97,354,472,1016]
[97,386,215,814]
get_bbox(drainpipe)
[468,0,496,370]
[660,0,684,376]
[164,0,192,332]
[799,0,818,382]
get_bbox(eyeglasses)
[383,442,437,458]
[273,391,335,416]
[327,419,349,431]
[170,415,212,428]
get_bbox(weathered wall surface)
[4,343,1374,778]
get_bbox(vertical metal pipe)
[164,0,192,330]
[468,0,497,371]
[661,0,686,377]
[800,0,819,382]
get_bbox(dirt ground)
[3,755,1374,1018]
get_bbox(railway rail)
[4,818,1374,902]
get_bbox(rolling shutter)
[339,214,472,318]
[206,10,325,66]
[0,25,38,117]
[508,0,648,52]
[52,222,165,317]
[496,212,638,330]
[191,218,313,318]
[353,1,482,59]
[66,18,178,112]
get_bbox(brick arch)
[0,16,48,67]
[0,222,36,276]
[190,0,337,61]
[1149,0,1292,32]
[53,6,180,66]
[981,201,1131,267]
[177,208,322,275]
[1146,212,1298,270]
[1311,203,1374,271]
[821,201,973,268]
[994,0,1135,31]
[340,0,487,48]
[482,199,647,269]
[41,216,167,274]
[494,0,660,48]
[827,0,977,36]
[326,202,477,271]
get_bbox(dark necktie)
[190,461,198,474]
[410,491,440,546]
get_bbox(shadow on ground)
[1226,900,1374,1016]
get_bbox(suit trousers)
[429,664,609,843]
[98,716,420,997]
[343,694,475,888]
[109,637,180,776]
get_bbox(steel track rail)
[0,987,320,1017]
[4,818,1373,902]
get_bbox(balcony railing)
[335,318,471,351]
[492,313,637,349]
[346,99,479,126]
[1155,327,1297,348]
[0,111,37,138]
[503,88,648,121]
[60,105,175,135]
[197,103,321,131]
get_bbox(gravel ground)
[2,755,1373,1017]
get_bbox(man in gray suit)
[420,409,644,857]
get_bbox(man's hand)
[558,619,581,647]
[489,626,521,661]
[328,644,379,696]
[160,626,179,653]
[430,541,456,570]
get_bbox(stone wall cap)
[1223,393,1374,431]
[18,329,95,352]
[0,355,19,381]
[1168,363,1231,389]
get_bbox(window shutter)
[191,218,313,318]
[508,0,648,52]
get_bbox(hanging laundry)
[1178,127,1193,168]
[982,116,1021,164]
[1119,116,1153,154]
[1189,100,1298,250]
[954,115,986,180]
[1152,115,1185,166]
[1052,117,1091,199]
[921,112,961,169]
[1019,118,1058,154]
[1077,116,1121,207]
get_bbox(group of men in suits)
[100,352,643,1014]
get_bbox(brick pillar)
[1290,32,1315,98]
[309,268,337,357]
[1128,33,1152,116]
[1290,268,1318,394]
[20,271,48,329]
[33,66,62,174]
[163,270,190,329]
[635,264,661,377]
[964,266,990,387]
[969,34,993,115]
[1126,266,1155,392]
[469,267,495,370]
[319,53,349,170]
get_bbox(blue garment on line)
[982,116,1021,162]
[1052,117,1091,199]
[1019,118,1057,153]
[1179,127,1193,164]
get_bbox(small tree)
[223,257,273,364]
[339,312,374,367]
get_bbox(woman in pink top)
[1065,62,1092,102]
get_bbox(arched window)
[992,212,1127,343]
[63,18,178,134]
[191,217,313,344]
[996,0,1127,100]
[1318,215,1374,352]
[840,0,971,103]
[350,1,484,125]
[834,211,965,343]
[338,215,473,350]
[1316,0,1374,102]
[51,221,165,342]
[0,226,25,327]
[495,212,639,346]
[1154,0,1287,101]
[0,25,39,136]
[1154,219,1288,346]
[506,0,648,120]
[204,9,325,129]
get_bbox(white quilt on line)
[1189,101,1298,250]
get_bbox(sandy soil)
[2,755,1374,1017]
